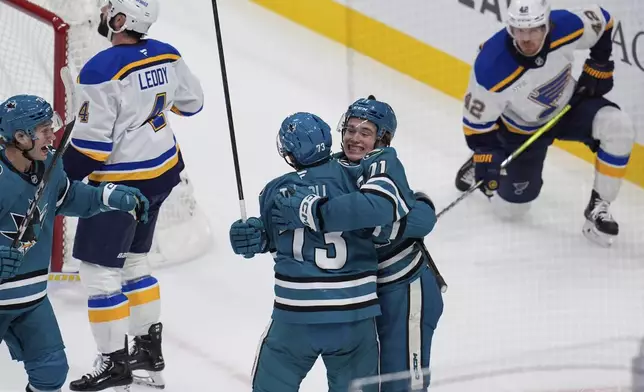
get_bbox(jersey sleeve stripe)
[490,66,526,92]
[171,105,203,117]
[362,176,410,221]
[366,174,411,212]
[56,178,71,208]
[550,28,584,50]
[112,53,181,81]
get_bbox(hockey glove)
[576,58,614,98]
[99,183,150,223]
[414,191,435,211]
[272,186,326,232]
[229,218,266,258]
[473,150,504,197]
[0,246,24,281]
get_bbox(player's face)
[510,25,547,56]
[27,122,57,161]
[342,117,378,162]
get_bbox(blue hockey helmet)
[339,95,397,140]
[277,112,332,168]
[0,95,60,143]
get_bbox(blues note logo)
[529,64,571,119]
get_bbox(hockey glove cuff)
[576,58,614,97]
[273,186,326,232]
[0,245,24,281]
[99,183,150,223]
[229,217,267,258]
[473,150,504,197]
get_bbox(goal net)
[0,0,212,277]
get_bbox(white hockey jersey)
[63,38,204,196]
[462,6,613,150]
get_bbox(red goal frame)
[1,0,70,272]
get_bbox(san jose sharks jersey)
[463,5,613,150]
[259,159,381,324]
[0,150,108,313]
[62,38,204,197]
[332,151,437,291]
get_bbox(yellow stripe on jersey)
[490,66,525,92]
[463,123,498,136]
[88,149,180,182]
[550,28,584,50]
[112,54,181,81]
[605,17,614,30]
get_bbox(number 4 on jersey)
[147,92,168,132]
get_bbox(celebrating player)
[61,0,204,390]
[231,113,381,392]
[455,0,635,246]
[0,95,149,392]
[272,96,444,391]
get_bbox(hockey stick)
[417,240,448,293]
[211,0,247,220]
[12,66,76,249]
[436,104,573,219]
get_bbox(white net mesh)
[0,0,212,272]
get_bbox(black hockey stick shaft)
[12,118,75,248]
[417,240,447,293]
[436,103,572,219]
[211,0,247,220]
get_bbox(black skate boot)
[582,190,619,247]
[455,154,475,192]
[130,322,166,389]
[69,343,132,392]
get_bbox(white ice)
[2,0,643,391]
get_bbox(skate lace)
[591,198,613,222]
[86,355,111,379]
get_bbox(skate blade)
[582,220,614,247]
[133,371,165,389]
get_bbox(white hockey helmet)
[105,0,159,36]
[506,0,551,30]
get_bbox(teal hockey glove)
[0,246,24,280]
[99,183,150,223]
[229,218,266,258]
[273,186,326,232]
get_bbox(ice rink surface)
[1,0,643,390]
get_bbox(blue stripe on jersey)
[98,143,177,171]
[71,138,113,152]
[361,174,410,221]
[597,149,630,166]
[463,117,496,130]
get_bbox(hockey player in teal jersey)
[272,96,444,391]
[230,112,381,392]
[0,95,149,392]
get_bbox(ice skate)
[582,190,618,247]
[130,323,166,389]
[69,346,132,392]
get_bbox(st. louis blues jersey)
[463,5,613,151]
[0,150,109,313]
[330,150,437,291]
[62,38,204,197]
[259,159,381,324]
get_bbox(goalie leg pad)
[79,261,130,354]
[591,105,635,202]
[122,253,161,337]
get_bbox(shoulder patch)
[474,29,525,93]
[549,10,585,50]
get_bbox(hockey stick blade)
[11,66,77,248]
[436,104,572,219]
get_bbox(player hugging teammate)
[455,0,635,247]
[229,96,444,391]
